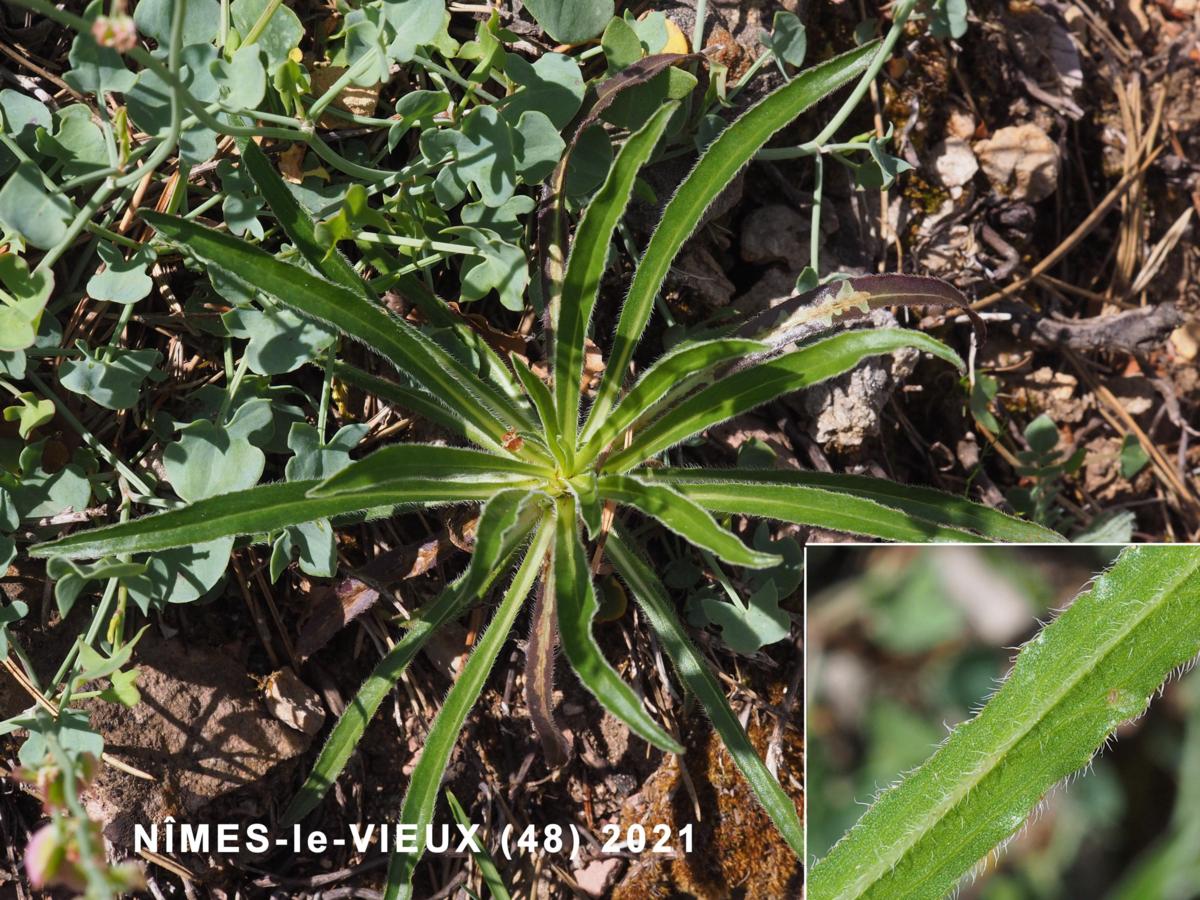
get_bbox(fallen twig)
[972,148,1163,310]
[1011,302,1184,354]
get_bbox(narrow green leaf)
[553,496,683,754]
[598,474,779,568]
[239,138,374,301]
[385,518,554,900]
[309,445,553,498]
[607,528,803,857]
[639,468,1065,543]
[141,211,543,460]
[603,329,961,473]
[577,338,765,465]
[554,102,677,454]
[452,491,547,606]
[510,354,568,469]
[328,360,503,452]
[368,265,531,416]
[811,547,1200,900]
[567,470,602,539]
[363,247,531,415]
[584,41,878,431]
[29,478,531,560]
[446,790,512,900]
[284,490,542,825]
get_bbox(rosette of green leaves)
[32,44,1060,900]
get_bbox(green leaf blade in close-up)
[810,546,1200,900]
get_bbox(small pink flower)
[24,825,61,889]
[91,15,138,53]
[24,824,86,893]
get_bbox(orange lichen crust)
[612,683,803,899]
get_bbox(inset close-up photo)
[807,545,1200,900]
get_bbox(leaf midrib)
[836,554,1200,899]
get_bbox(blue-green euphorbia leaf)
[271,422,367,579]
[382,0,446,63]
[126,65,219,165]
[460,194,534,246]
[512,110,565,182]
[222,304,337,375]
[36,105,108,178]
[452,105,516,208]
[697,582,791,655]
[0,254,52,351]
[134,0,220,46]
[446,226,528,311]
[761,11,807,69]
[59,345,162,410]
[3,392,55,438]
[10,708,104,768]
[0,162,78,250]
[5,443,91,520]
[231,0,304,72]
[213,44,267,109]
[0,595,25,658]
[502,52,585,130]
[0,349,26,379]
[86,241,157,304]
[0,90,51,154]
[284,422,368,482]
[46,556,147,619]
[125,537,235,608]
[162,409,266,503]
[522,0,614,44]
[64,22,136,96]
